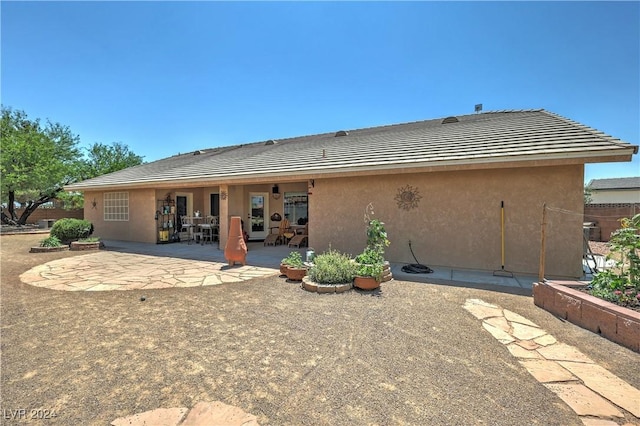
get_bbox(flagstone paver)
[463,298,640,425]
[110,401,258,426]
[503,309,540,327]
[543,383,624,418]
[507,343,542,359]
[558,362,640,417]
[518,359,576,383]
[111,407,189,426]
[19,252,278,292]
[536,343,595,364]
[511,322,548,340]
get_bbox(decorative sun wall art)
[394,185,422,211]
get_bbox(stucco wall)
[309,165,584,278]
[84,189,157,243]
[591,189,640,204]
[584,203,640,242]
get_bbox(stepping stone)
[507,343,542,359]
[111,407,188,426]
[463,301,503,320]
[504,309,540,327]
[534,334,557,346]
[482,322,515,344]
[558,361,640,417]
[543,383,623,418]
[536,343,594,364]
[511,323,547,340]
[518,359,575,383]
[181,401,259,426]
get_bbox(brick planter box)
[70,241,103,251]
[29,246,70,253]
[533,280,640,353]
[301,277,352,293]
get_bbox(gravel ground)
[1,234,638,425]
[588,241,611,257]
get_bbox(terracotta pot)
[285,267,307,281]
[354,276,381,290]
[279,263,289,275]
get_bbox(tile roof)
[588,177,640,190]
[67,109,638,190]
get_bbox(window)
[210,193,220,216]
[104,192,129,221]
[284,192,308,225]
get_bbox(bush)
[588,213,640,309]
[281,251,304,268]
[78,237,100,243]
[50,218,94,244]
[308,249,356,284]
[40,235,62,247]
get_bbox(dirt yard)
[1,234,638,425]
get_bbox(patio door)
[248,192,269,240]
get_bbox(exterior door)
[248,192,269,240]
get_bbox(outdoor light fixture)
[272,184,281,200]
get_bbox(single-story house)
[65,109,638,278]
[587,177,640,204]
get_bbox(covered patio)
[96,239,538,294]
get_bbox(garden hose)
[401,241,434,274]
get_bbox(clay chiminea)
[224,216,248,266]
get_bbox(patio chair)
[180,216,194,244]
[278,218,294,245]
[200,216,218,245]
[288,223,308,248]
[263,226,280,246]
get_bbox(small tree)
[1,106,83,225]
[1,107,145,223]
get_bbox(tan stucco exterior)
[83,166,584,278]
[84,189,157,243]
[309,165,584,278]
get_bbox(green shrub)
[308,249,356,284]
[50,218,94,243]
[588,213,640,308]
[281,251,304,268]
[78,237,100,243]
[355,247,385,280]
[40,235,62,247]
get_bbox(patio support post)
[219,184,229,250]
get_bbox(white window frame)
[104,192,129,221]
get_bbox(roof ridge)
[183,109,549,151]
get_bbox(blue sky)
[2,1,638,183]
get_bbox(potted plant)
[354,204,390,290]
[303,249,356,293]
[282,251,307,281]
[354,247,385,290]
